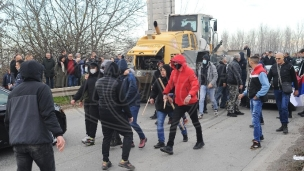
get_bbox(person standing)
[55,56,67,88]
[2,69,12,90]
[42,53,56,89]
[239,52,248,107]
[239,56,270,149]
[226,54,244,117]
[65,53,77,87]
[215,56,228,109]
[117,59,147,148]
[197,54,218,118]
[149,64,188,148]
[95,61,135,170]
[262,51,276,65]
[284,52,292,64]
[71,62,100,146]
[9,60,24,91]
[10,54,22,83]
[4,60,65,171]
[267,52,299,134]
[160,54,204,155]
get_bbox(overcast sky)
[140,0,304,35]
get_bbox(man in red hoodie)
[160,54,204,155]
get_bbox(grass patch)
[53,96,71,106]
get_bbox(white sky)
[139,0,304,35]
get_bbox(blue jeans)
[130,105,145,139]
[250,99,263,142]
[274,90,290,124]
[45,76,54,89]
[67,75,76,87]
[13,144,55,171]
[157,111,187,143]
[215,86,228,108]
[199,85,218,115]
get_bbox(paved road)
[1,103,303,171]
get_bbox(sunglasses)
[275,58,281,60]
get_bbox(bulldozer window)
[168,15,197,32]
[182,34,190,48]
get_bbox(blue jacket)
[10,72,23,91]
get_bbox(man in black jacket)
[226,54,244,117]
[42,53,56,88]
[284,52,292,64]
[4,60,65,171]
[239,52,247,107]
[215,56,228,108]
[95,61,135,170]
[267,52,299,134]
[262,51,276,65]
[71,62,100,146]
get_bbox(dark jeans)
[67,74,76,87]
[102,125,133,162]
[45,76,54,89]
[274,90,290,124]
[167,102,203,147]
[215,86,228,108]
[84,104,99,138]
[13,144,55,171]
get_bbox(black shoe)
[298,110,304,115]
[276,116,280,119]
[227,113,237,117]
[154,141,165,148]
[249,124,253,128]
[193,142,205,149]
[283,124,288,134]
[252,135,264,142]
[300,113,304,117]
[260,121,264,125]
[183,135,188,142]
[160,146,173,155]
[276,125,283,132]
[102,161,112,170]
[234,111,244,115]
[155,121,158,125]
[220,106,226,109]
[203,110,208,114]
[250,141,261,149]
[150,114,157,119]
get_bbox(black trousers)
[167,102,203,147]
[102,125,133,162]
[13,144,55,171]
[84,104,99,138]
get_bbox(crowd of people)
[3,46,304,170]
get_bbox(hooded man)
[95,61,135,170]
[160,54,204,155]
[197,54,218,118]
[239,52,247,107]
[71,62,100,146]
[117,59,147,148]
[5,60,65,171]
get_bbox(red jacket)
[163,55,199,106]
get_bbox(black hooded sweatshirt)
[95,61,132,130]
[4,61,63,146]
[73,62,99,105]
[150,64,175,113]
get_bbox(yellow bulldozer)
[127,14,221,101]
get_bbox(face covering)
[90,69,96,74]
[100,69,104,74]
[174,63,182,70]
[85,66,88,73]
[203,60,207,64]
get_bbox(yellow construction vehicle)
[127,14,219,101]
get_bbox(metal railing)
[51,86,80,97]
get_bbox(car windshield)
[0,89,8,105]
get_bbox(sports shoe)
[154,141,165,148]
[183,135,188,142]
[139,138,147,148]
[203,110,208,114]
[250,141,261,149]
[193,142,205,149]
[160,146,174,155]
[227,113,237,117]
[150,113,157,119]
[102,161,112,170]
[118,160,135,171]
[234,111,244,115]
[81,136,89,144]
[198,114,203,119]
[214,110,218,117]
[83,137,95,146]
[252,135,264,142]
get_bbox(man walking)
[4,60,65,171]
[160,54,204,155]
[226,54,244,117]
[239,56,270,149]
[42,53,56,88]
[197,54,218,118]
[267,52,298,134]
[215,56,228,109]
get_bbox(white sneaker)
[81,136,90,143]
[214,110,218,117]
[198,114,203,119]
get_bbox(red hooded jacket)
[163,55,199,106]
